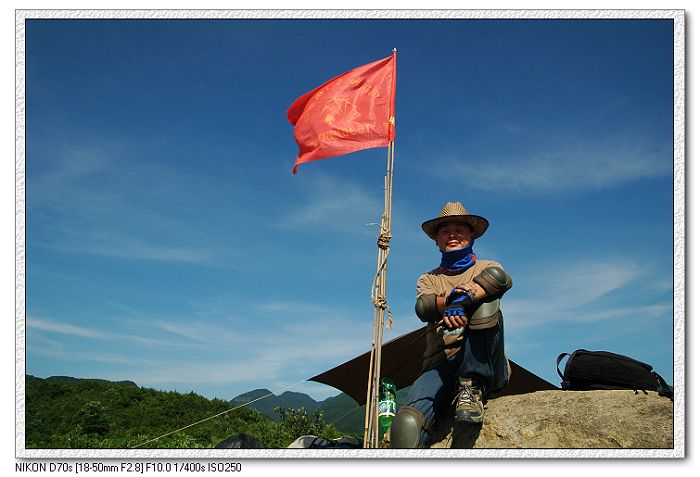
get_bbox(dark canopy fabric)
[310,326,557,405]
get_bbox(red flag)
[287,53,396,174]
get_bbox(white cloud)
[542,261,642,307]
[276,172,382,232]
[570,302,670,324]
[114,299,378,393]
[121,359,281,386]
[116,332,368,391]
[432,137,671,193]
[28,317,108,339]
[29,347,159,367]
[27,146,243,266]
[28,316,192,348]
[257,301,332,315]
[33,232,215,264]
[150,319,250,346]
[501,259,659,332]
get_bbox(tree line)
[25,376,343,448]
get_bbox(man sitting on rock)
[390,202,513,448]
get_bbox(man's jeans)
[401,319,509,446]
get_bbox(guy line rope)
[130,378,308,449]
[129,378,366,449]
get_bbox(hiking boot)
[453,377,484,424]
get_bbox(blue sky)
[23,16,676,403]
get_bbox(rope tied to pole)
[371,294,392,329]
[368,214,393,329]
[377,231,392,250]
[372,295,388,309]
[370,253,393,329]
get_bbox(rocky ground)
[426,389,673,448]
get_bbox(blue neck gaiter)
[440,241,476,274]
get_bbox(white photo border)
[15,8,686,460]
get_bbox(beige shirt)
[416,260,504,371]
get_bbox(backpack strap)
[556,352,570,381]
[556,352,571,389]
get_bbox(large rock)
[428,390,673,448]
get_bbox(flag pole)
[363,137,396,448]
[362,48,397,449]
[288,50,398,447]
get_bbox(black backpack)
[556,349,673,400]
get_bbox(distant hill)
[316,392,366,436]
[278,391,320,411]
[27,375,139,388]
[26,374,409,448]
[230,386,412,436]
[230,389,318,421]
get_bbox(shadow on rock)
[430,414,482,448]
[215,433,266,449]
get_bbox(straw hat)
[421,202,489,240]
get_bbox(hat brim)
[421,214,489,240]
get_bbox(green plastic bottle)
[378,377,397,437]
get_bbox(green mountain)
[317,392,366,436]
[230,389,322,421]
[33,375,139,388]
[318,387,412,436]
[230,388,277,415]
[231,389,315,421]
[279,391,320,411]
[230,386,412,437]
[25,373,405,448]
[231,389,364,435]
[24,375,310,448]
